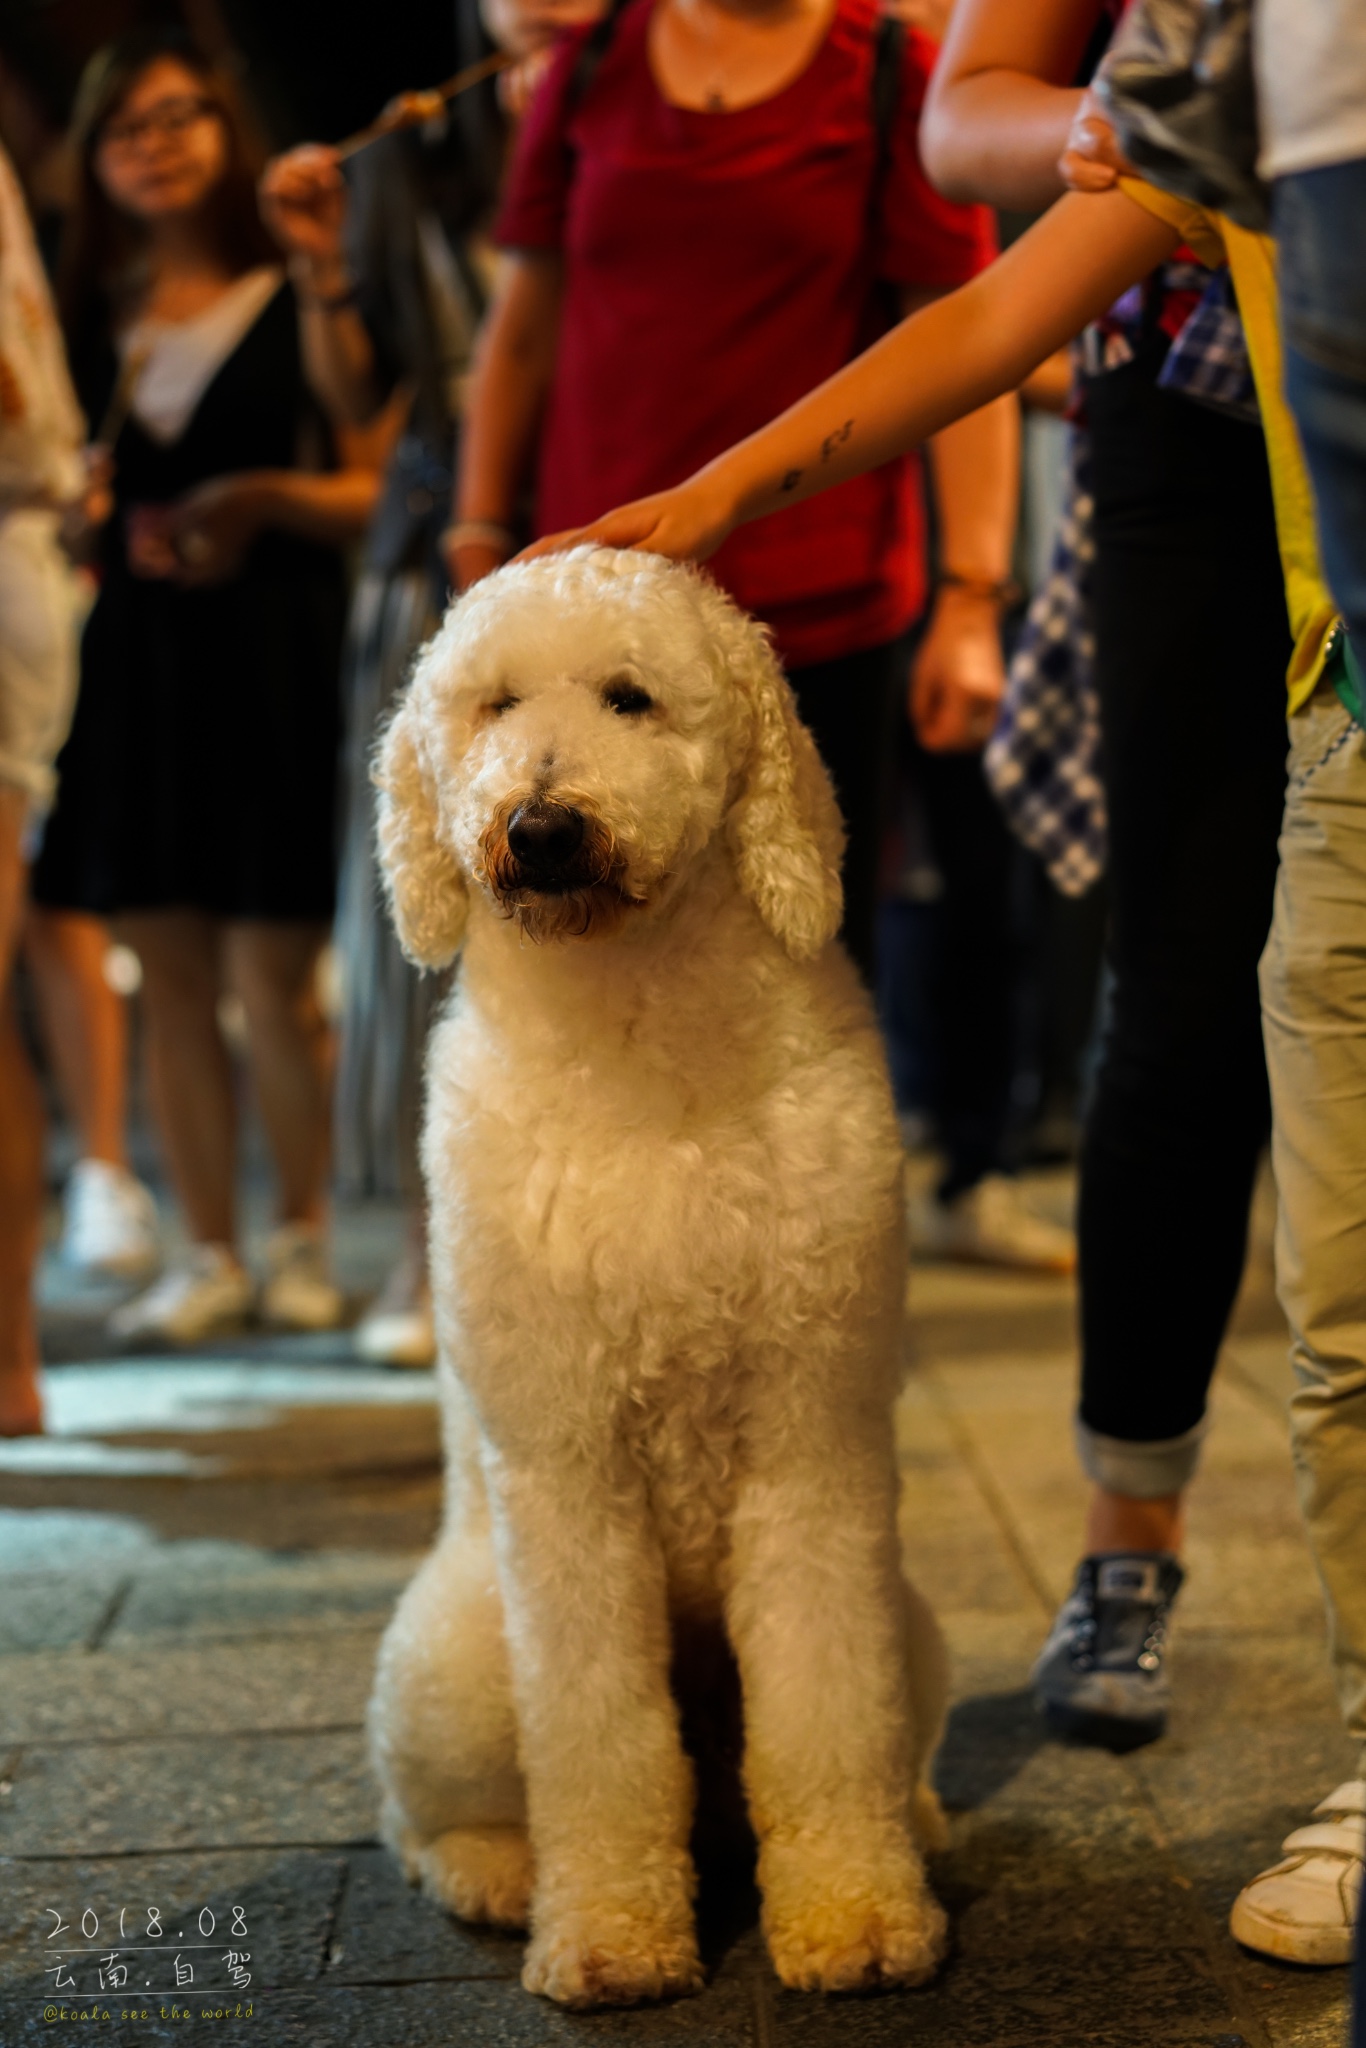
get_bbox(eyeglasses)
[99,95,218,154]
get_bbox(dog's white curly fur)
[369,549,949,2009]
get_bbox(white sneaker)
[60,1159,161,1279]
[910,1173,1077,1274]
[260,1223,345,1332]
[1230,1781,1364,1965]
[108,1243,254,1345]
[354,1254,435,1367]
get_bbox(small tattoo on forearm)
[780,469,804,493]
[820,419,855,464]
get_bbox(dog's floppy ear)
[726,634,844,961]
[373,694,469,969]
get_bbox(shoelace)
[1067,1580,1173,1674]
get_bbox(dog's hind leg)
[901,1569,951,1853]
[369,1524,532,1930]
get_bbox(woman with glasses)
[31,29,384,1344]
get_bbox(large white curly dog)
[368,547,949,2009]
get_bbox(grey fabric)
[1074,1413,1209,1497]
[1096,0,1267,229]
[332,570,451,1201]
[344,126,490,449]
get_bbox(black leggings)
[787,640,900,986]
[1077,344,1291,1448]
[889,730,1022,1194]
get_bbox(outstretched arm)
[526,189,1177,567]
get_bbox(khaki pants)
[1260,683,1366,1765]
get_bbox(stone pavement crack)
[1122,1757,1275,2048]
[84,1578,133,1652]
[311,1852,351,1989]
[747,1963,775,2047]
[2,1836,383,1860]
[7,1722,367,1752]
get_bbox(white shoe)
[260,1223,346,1332]
[109,1243,254,1345]
[60,1159,161,1279]
[1230,1781,1364,1965]
[354,1255,435,1367]
[911,1173,1077,1274]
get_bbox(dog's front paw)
[415,1825,534,1929]
[522,1912,703,2009]
[761,1838,947,1993]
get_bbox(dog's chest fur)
[423,930,903,1610]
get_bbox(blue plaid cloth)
[986,268,1256,894]
[985,429,1103,898]
[1157,267,1259,420]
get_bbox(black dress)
[32,281,347,923]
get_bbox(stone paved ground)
[0,1173,1352,2048]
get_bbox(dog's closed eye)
[602,681,654,717]
[487,693,520,718]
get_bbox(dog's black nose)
[507,800,585,874]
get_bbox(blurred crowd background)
[0,0,1096,1372]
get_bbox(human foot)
[1230,1781,1364,1965]
[109,1242,254,1345]
[1032,1552,1183,1749]
[0,1357,43,1435]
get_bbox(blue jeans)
[1273,161,1366,656]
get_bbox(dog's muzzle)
[505,799,586,888]
[480,794,636,939]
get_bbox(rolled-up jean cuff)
[1074,1414,1209,1497]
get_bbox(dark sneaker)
[1031,1552,1184,1751]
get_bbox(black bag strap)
[870,12,904,190]
[567,0,634,110]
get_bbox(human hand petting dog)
[523,498,1009,752]
[518,476,739,572]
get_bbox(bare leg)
[1086,1489,1185,1554]
[223,922,331,1226]
[118,911,236,1248]
[0,785,43,1435]
[24,908,129,1165]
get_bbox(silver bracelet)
[443,521,517,555]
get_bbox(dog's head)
[374,547,844,967]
